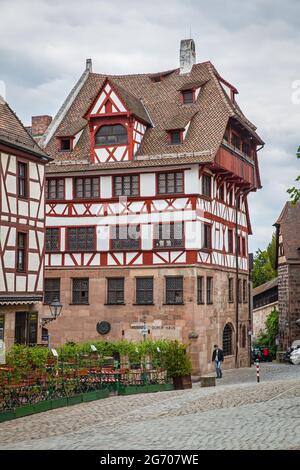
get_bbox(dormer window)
[169,130,182,145]
[95,124,128,146]
[60,138,72,151]
[182,90,194,104]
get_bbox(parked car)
[282,340,300,364]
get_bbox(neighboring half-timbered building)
[37,40,263,373]
[0,96,50,352]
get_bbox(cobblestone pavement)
[0,363,299,450]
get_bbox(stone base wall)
[36,265,250,375]
[252,302,278,341]
[278,263,300,350]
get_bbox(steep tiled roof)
[275,202,300,262]
[0,97,49,159]
[44,61,263,170]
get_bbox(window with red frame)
[60,138,72,151]
[182,90,194,104]
[169,130,182,145]
[46,178,64,200]
[242,237,246,257]
[219,184,225,201]
[154,222,184,249]
[157,172,183,194]
[46,228,60,252]
[111,225,140,250]
[17,162,27,198]
[67,227,95,251]
[74,177,99,199]
[114,175,139,197]
[202,175,212,198]
[16,232,27,272]
[228,229,234,253]
[202,224,212,250]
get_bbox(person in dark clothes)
[212,344,224,378]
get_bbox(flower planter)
[33,400,52,413]
[173,375,192,390]
[96,389,109,400]
[67,394,82,406]
[51,397,68,409]
[0,410,15,423]
[82,391,98,402]
[15,404,35,418]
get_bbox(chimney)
[31,115,52,137]
[180,39,196,74]
[86,58,93,72]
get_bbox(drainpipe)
[235,192,239,368]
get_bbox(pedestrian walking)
[212,344,224,379]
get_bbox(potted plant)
[164,341,192,390]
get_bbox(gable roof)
[275,202,300,262]
[0,97,50,160]
[43,60,263,171]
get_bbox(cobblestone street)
[0,363,299,450]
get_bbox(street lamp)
[41,298,63,327]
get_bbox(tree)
[252,233,277,288]
[255,307,279,356]
[287,146,300,204]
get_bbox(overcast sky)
[1,0,299,253]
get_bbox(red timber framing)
[0,144,48,298]
[84,78,149,164]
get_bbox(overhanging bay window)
[111,225,140,250]
[154,222,184,249]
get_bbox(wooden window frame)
[157,171,184,195]
[135,277,154,305]
[223,323,233,356]
[46,178,65,200]
[66,226,95,252]
[16,232,27,273]
[182,89,194,104]
[206,277,213,305]
[228,229,234,254]
[74,177,100,199]
[17,161,28,199]
[111,225,140,251]
[72,278,89,305]
[168,130,183,145]
[197,276,204,304]
[44,278,61,304]
[202,223,212,251]
[113,175,139,197]
[202,174,212,198]
[153,222,184,249]
[165,276,184,305]
[45,228,60,253]
[107,278,125,305]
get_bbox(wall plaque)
[97,321,111,335]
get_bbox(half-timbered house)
[37,40,263,373]
[0,96,50,352]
